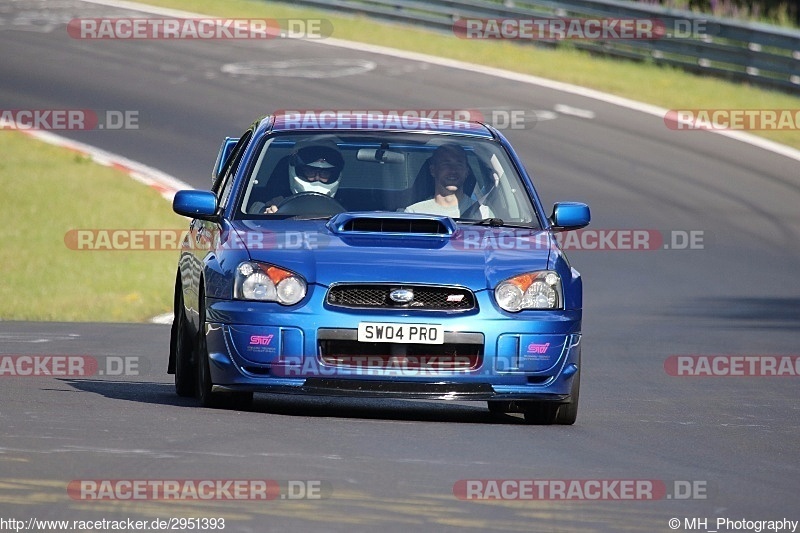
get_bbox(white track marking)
[554,104,596,119]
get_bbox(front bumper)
[203,293,582,401]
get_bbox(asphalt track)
[1,1,799,531]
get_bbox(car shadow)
[58,378,531,425]
[58,378,197,407]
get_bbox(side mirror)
[173,190,219,221]
[550,202,590,231]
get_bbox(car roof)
[265,111,496,138]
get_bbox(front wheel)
[523,370,580,425]
[553,368,580,425]
[487,401,512,414]
[171,288,196,397]
[195,289,253,410]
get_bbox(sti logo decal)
[526,342,550,354]
[250,335,275,346]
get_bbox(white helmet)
[289,145,344,196]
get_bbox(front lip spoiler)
[212,379,570,402]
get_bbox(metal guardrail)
[274,0,800,92]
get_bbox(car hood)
[230,215,553,290]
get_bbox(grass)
[0,131,185,322]
[135,0,800,150]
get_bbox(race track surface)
[1,1,798,531]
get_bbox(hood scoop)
[327,212,456,236]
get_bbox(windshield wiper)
[458,218,542,229]
[269,214,336,221]
[458,217,506,227]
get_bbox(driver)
[263,144,345,213]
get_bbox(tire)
[553,368,580,425]
[522,403,559,425]
[172,286,196,397]
[194,287,253,410]
[523,370,580,426]
[487,401,511,414]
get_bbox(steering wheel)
[275,192,346,216]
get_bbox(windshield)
[236,132,540,227]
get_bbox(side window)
[215,130,253,209]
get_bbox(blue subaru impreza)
[169,112,590,424]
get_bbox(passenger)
[405,143,492,218]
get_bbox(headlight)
[495,271,563,312]
[234,261,306,305]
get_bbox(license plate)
[357,322,444,344]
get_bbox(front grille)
[326,284,475,310]
[317,329,484,371]
[319,346,482,371]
